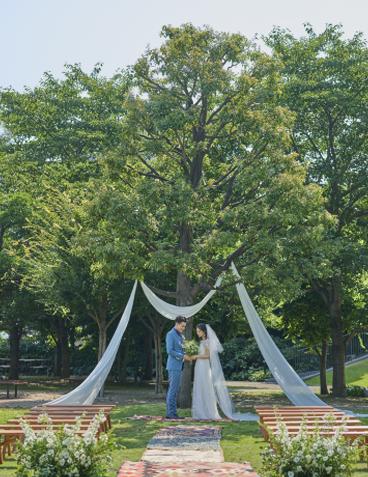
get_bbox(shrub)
[345,385,367,397]
[16,411,112,477]
[261,417,360,477]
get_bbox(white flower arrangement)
[261,415,360,477]
[16,411,112,477]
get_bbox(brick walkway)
[117,425,259,476]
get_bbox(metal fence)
[287,333,368,374]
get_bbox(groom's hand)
[183,354,191,362]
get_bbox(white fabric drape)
[231,262,327,406]
[48,281,137,405]
[140,274,223,319]
[48,262,326,410]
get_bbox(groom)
[165,316,191,419]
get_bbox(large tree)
[266,24,368,396]
[22,176,144,363]
[0,152,42,378]
[113,24,326,406]
[0,65,133,376]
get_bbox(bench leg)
[15,384,18,398]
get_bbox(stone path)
[117,425,259,476]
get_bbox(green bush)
[221,336,270,381]
[345,385,367,397]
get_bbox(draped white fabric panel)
[47,263,325,410]
[231,262,326,406]
[140,274,223,319]
[48,281,138,405]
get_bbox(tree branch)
[149,285,177,299]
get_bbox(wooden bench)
[7,416,108,432]
[0,428,99,464]
[31,405,115,429]
[0,405,115,464]
[255,406,367,443]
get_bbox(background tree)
[110,24,328,406]
[0,153,42,379]
[266,24,368,396]
[282,293,331,394]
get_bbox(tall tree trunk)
[97,319,108,361]
[57,317,70,379]
[97,315,108,397]
[177,267,194,408]
[144,331,153,381]
[319,339,328,395]
[9,323,22,379]
[313,277,346,397]
[154,331,164,394]
[55,339,62,376]
[329,288,346,397]
[117,338,129,384]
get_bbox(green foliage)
[346,385,367,397]
[265,26,368,393]
[222,336,269,381]
[0,64,130,165]
[265,22,368,315]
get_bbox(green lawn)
[0,403,367,476]
[306,359,368,387]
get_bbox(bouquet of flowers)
[184,340,199,356]
[261,417,360,477]
[16,411,113,477]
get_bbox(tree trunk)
[153,329,164,394]
[313,278,346,397]
[98,321,108,361]
[9,323,22,379]
[319,339,328,395]
[55,339,62,376]
[97,317,108,397]
[117,338,129,384]
[144,331,153,381]
[57,317,70,379]
[329,280,346,397]
[177,268,194,408]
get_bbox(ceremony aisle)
[0,400,367,476]
[117,423,259,476]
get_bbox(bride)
[191,323,221,419]
[190,323,253,421]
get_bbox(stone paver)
[117,425,259,476]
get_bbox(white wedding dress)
[192,339,221,420]
[191,324,259,421]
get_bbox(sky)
[2,0,368,90]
